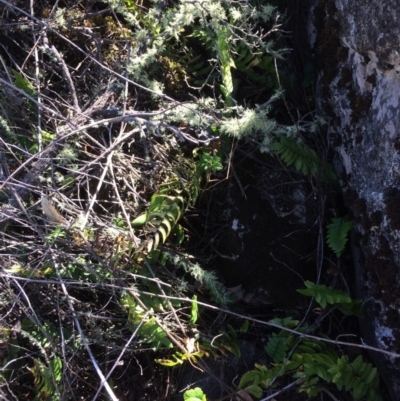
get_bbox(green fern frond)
[272,137,337,183]
[216,26,236,106]
[297,281,360,314]
[242,331,381,401]
[265,333,289,363]
[132,194,186,252]
[30,357,62,400]
[120,293,174,350]
[272,137,321,176]
[326,217,353,257]
[164,251,232,305]
[328,355,382,401]
[234,41,276,89]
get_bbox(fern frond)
[297,281,352,309]
[328,355,382,401]
[30,357,62,400]
[272,137,320,176]
[216,26,236,106]
[272,137,337,183]
[265,333,289,363]
[132,194,186,252]
[326,217,353,257]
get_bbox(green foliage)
[327,216,353,257]
[183,387,207,401]
[216,25,235,106]
[195,152,223,176]
[132,193,186,252]
[12,69,37,98]
[121,292,175,350]
[190,295,198,325]
[29,130,56,154]
[240,326,381,401]
[264,332,289,363]
[234,41,277,89]
[164,252,232,306]
[45,225,66,244]
[156,346,206,367]
[297,281,362,315]
[116,0,283,111]
[214,324,241,358]
[30,357,62,401]
[272,137,336,182]
[132,151,221,253]
[328,355,381,400]
[16,319,65,400]
[1,0,358,399]
[157,323,242,368]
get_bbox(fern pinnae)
[272,137,327,179]
[326,217,353,257]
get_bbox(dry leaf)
[41,196,64,224]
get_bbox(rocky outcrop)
[314,1,400,399]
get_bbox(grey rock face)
[314,0,400,399]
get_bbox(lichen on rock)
[314,0,400,398]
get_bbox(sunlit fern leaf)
[31,357,61,400]
[216,26,235,106]
[163,31,218,89]
[297,281,353,309]
[326,217,353,257]
[12,69,37,98]
[234,41,276,89]
[133,194,186,252]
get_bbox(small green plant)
[240,323,381,400]
[272,137,336,182]
[297,281,362,315]
[1,319,66,400]
[195,152,223,176]
[121,289,181,350]
[326,216,353,257]
[156,323,241,367]
[215,25,235,106]
[12,69,37,99]
[45,225,66,244]
[132,193,186,252]
[183,387,207,401]
[189,295,199,325]
[239,288,380,401]
[164,251,232,306]
[30,357,62,401]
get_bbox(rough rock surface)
[314,0,400,399]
